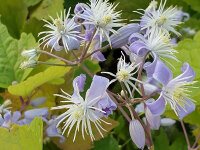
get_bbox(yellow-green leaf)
[0,117,43,150]
[8,65,71,97]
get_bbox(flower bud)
[21,49,39,59]
[20,60,37,69]
[129,120,145,149]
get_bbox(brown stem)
[83,45,110,60]
[180,120,191,148]
[38,50,77,65]
[131,51,150,96]
[19,96,24,105]
[192,130,200,148]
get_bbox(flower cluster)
[16,0,197,149]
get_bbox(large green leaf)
[8,65,71,97]
[30,0,64,20]
[0,117,43,150]
[24,0,41,7]
[0,0,28,39]
[0,23,37,88]
[182,0,200,13]
[91,135,120,150]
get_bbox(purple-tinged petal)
[64,37,80,51]
[152,58,173,86]
[110,24,141,48]
[143,77,160,96]
[3,111,11,124]
[86,75,109,103]
[129,120,145,149]
[46,117,66,143]
[145,99,161,130]
[92,51,106,61]
[24,108,49,120]
[176,98,195,120]
[144,55,158,78]
[73,74,86,93]
[173,63,195,82]
[0,114,4,125]
[146,95,166,116]
[128,33,146,44]
[49,38,64,51]
[74,3,90,14]
[129,41,148,57]
[12,111,21,123]
[135,103,144,114]
[31,97,47,107]
[97,93,117,118]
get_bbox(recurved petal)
[73,74,86,93]
[173,62,196,82]
[86,75,109,104]
[129,120,145,149]
[152,58,173,86]
[110,23,141,48]
[146,95,166,116]
[129,41,148,57]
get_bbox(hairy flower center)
[99,15,113,27]
[157,16,167,26]
[54,19,65,33]
[171,87,187,107]
[72,106,84,120]
[116,70,130,82]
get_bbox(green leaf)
[30,0,64,20]
[22,17,45,41]
[91,135,120,150]
[0,0,28,39]
[0,23,37,88]
[154,128,169,150]
[182,0,200,13]
[24,0,41,7]
[8,65,71,97]
[116,0,149,22]
[0,117,43,150]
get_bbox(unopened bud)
[20,60,37,69]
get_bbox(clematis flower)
[51,74,116,141]
[77,0,124,47]
[39,9,82,52]
[133,0,182,36]
[129,29,178,62]
[0,111,21,129]
[102,53,142,96]
[145,59,196,119]
[129,119,145,149]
